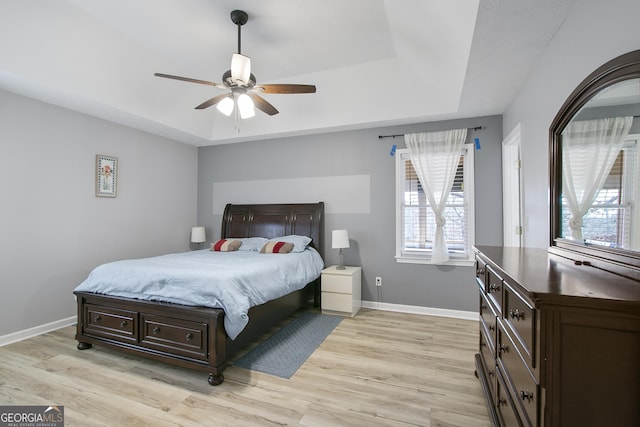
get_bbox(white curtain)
[562,116,633,241]
[405,128,467,263]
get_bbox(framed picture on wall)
[96,154,118,197]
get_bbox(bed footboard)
[74,280,316,385]
[75,291,227,384]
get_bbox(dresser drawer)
[83,304,137,343]
[480,291,498,351]
[479,327,497,399]
[498,322,538,427]
[503,280,536,367]
[476,257,487,289]
[496,368,523,427]
[485,265,503,315]
[141,314,208,361]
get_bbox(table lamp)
[191,226,206,249]
[332,229,350,270]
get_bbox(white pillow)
[236,237,268,251]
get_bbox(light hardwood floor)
[0,309,490,426]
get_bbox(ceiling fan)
[154,9,316,119]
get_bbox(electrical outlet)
[376,277,382,287]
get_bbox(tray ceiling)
[0,0,576,146]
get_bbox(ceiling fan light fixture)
[237,93,255,118]
[154,9,315,121]
[231,53,251,85]
[216,96,234,116]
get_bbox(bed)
[74,202,324,385]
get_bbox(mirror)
[550,50,640,280]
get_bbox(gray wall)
[503,0,640,248]
[198,115,503,313]
[0,90,198,337]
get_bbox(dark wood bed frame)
[74,202,324,385]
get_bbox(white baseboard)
[0,316,76,347]
[0,304,477,347]
[361,300,478,321]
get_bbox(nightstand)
[321,266,362,317]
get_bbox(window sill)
[395,256,475,267]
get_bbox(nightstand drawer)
[322,274,353,293]
[322,292,353,313]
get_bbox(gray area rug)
[233,311,343,379]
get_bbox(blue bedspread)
[74,248,324,339]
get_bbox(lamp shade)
[216,96,234,116]
[332,229,350,249]
[237,93,255,119]
[191,226,206,243]
[231,53,251,85]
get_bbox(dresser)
[321,266,362,316]
[474,246,640,426]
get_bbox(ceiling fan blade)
[154,73,224,88]
[249,93,279,116]
[255,84,316,94]
[195,93,231,110]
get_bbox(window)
[395,146,475,265]
[561,134,639,249]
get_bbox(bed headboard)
[221,202,324,255]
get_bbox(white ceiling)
[0,0,577,146]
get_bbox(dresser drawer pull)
[509,309,525,320]
[499,344,509,353]
[488,324,496,331]
[120,320,128,328]
[476,267,485,276]
[498,398,508,407]
[153,326,161,334]
[489,283,500,292]
[520,390,534,402]
[488,369,495,377]
[185,332,194,341]
[95,315,102,322]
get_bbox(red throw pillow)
[260,241,294,254]
[211,239,241,252]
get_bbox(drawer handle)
[488,370,495,377]
[520,390,534,402]
[498,398,508,407]
[476,267,485,276]
[95,315,102,322]
[509,309,525,321]
[153,326,160,334]
[488,283,500,292]
[185,332,194,341]
[120,320,128,328]
[499,344,509,353]
[488,324,495,332]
